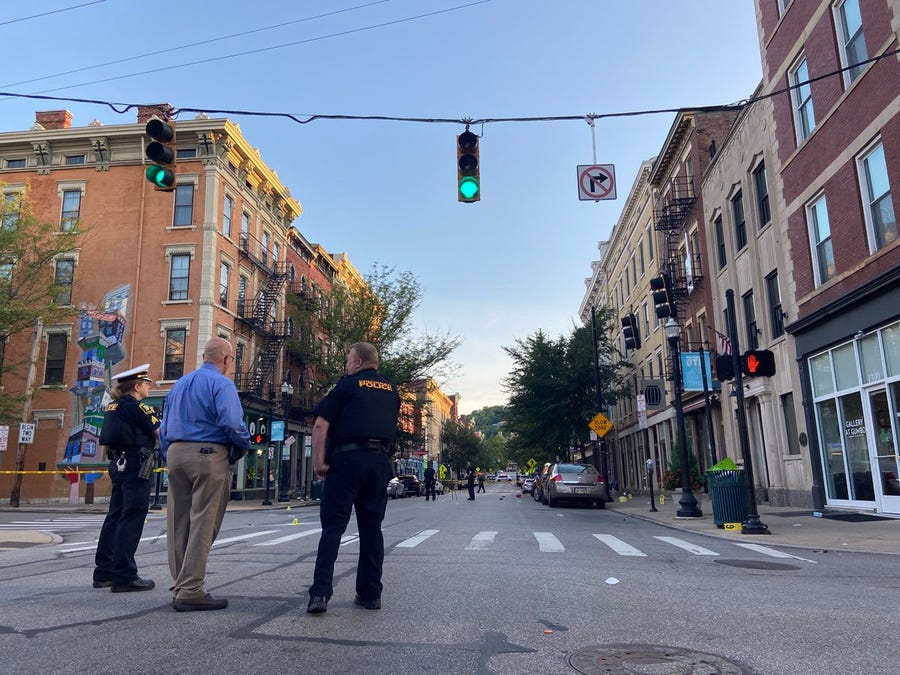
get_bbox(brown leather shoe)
[172,594,228,612]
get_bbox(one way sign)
[577,164,617,201]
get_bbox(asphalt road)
[0,486,894,674]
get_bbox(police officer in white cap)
[93,364,160,592]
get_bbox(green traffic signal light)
[145,164,174,189]
[459,175,479,199]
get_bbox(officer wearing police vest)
[307,342,400,614]
[93,364,160,592]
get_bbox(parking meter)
[646,458,654,475]
[646,458,658,512]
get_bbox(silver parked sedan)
[544,463,606,509]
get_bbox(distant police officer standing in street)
[307,342,400,614]
[424,461,437,502]
[93,364,160,592]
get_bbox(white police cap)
[112,363,153,384]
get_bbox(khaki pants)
[166,442,232,600]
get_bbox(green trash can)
[707,469,748,528]
[310,479,324,501]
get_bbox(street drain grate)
[567,643,755,674]
[714,559,801,571]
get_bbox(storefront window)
[840,393,874,500]
[883,322,900,376]
[858,334,883,384]
[833,343,858,391]
[811,353,834,397]
[817,399,846,499]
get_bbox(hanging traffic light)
[715,355,734,382]
[650,273,674,319]
[741,349,776,377]
[621,313,641,351]
[144,118,177,191]
[457,130,480,203]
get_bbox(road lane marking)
[534,532,565,552]
[593,534,647,556]
[396,529,439,548]
[732,542,818,564]
[465,531,498,550]
[654,536,719,555]
[255,528,322,546]
[212,530,280,546]
[340,534,359,546]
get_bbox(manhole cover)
[568,644,754,674]
[714,559,801,571]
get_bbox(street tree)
[502,308,628,463]
[287,264,461,397]
[0,190,84,423]
[440,419,485,474]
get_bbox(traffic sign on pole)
[577,164,616,201]
[588,412,612,437]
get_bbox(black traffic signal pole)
[590,307,612,502]
[725,289,769,535]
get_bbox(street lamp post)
[278,381,293,502]
[665,318,702,518]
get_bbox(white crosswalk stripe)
[653,536,719,555]
[211,530,280,546]
[465,531,498,550]
[732,542,818,564]
[534,532,565,552]
[396,529,439,548]
[254,528,322,546]
[593,533,647,556]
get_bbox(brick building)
[0,106,357,503]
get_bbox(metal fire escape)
[236,231,290,398]
[652,176,702,315]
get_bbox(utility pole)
[590,306,611,502]
[9,317,43,508]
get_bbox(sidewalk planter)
[707,469,748,528]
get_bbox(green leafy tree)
[440,419,484,474]
[287,264,461,399]
[468,405,507,438]
[502,307,628,463]
[0,190,84,423]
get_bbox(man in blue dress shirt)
[160,336,249,612]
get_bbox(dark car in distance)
[397,474,421,497]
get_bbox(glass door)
[870,386,900,514]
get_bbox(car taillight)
[552,474,562,482]
[597,475,604,483]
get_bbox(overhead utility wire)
[2,47,896,127]
[0,0,106,27]
[6,0,493,97]
[1,0,392,89]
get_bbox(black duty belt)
[332,438,390,454]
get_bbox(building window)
[60,189,81,231]
[44,333,68,385]
[176,148,197,159]
[858,141,896,250]
[638,238,645,274]
[766,271,785,339]
[808,194,834,285]
[164,328,186,380]
[3,193,20,230]
[223,195,233,238]
[715,215,727,269]
[273,242,280,266]
[646,226,654,262]
[835,0,867,85]
[240,212,250,250]
[235,342,246,388]
[173,184,194,227]
[54,259,74,305]
[753,161,770,227]
[6,158,25,169]
[261,231,270,266]
[732,191,746,251]
[238,274,248,317]
[169,254,190,301]
[219,261,230,307]
[64,155,85,165]
[781,393,801,455]
[778,0,792,14]
[743,291,758,350]
[689,229,702,277]
[789,56,816,144]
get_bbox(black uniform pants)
[94,454,152,585]
[310,448,391,601]
[467,481,475,500]
[424,480,436,500]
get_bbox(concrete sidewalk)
[605,490,900,556]
[0,499,320,549]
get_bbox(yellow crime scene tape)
[0,468,167,474]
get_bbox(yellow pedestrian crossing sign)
[524,458,537,473]
[588,412,612,437]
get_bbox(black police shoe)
[111,578,155,593]
[307,596,328,613]
[92,579,112,589]
[354,594,381,610]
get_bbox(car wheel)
[594,498,606,509]
[547,493,556,508]
[532,488,541,502]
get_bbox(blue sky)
[1,1,762,413]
